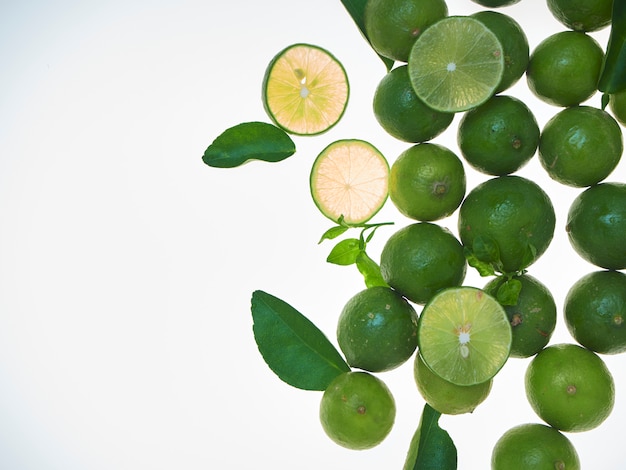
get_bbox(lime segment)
[310,140,389,225]
[262,43,349,135]
[408,16,504,112]
[418,287,512,386]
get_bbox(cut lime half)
[418,286,512,386]
[408,16,504,113]
[262,43,349,136]
[310,140,389,225]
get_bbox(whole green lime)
[547,0,612,32]
[526,31,604,107]
[492,423,580,469]
[484,274,557,358]
[609,88,626,126]
[458,175,556,274]
[319,371,396,450]
[380,222,467,305]
[565,270,626,355]
[337,286,419,372]
[538,106,623,187]
[364,0,448,62]
[389,143,466,221]
[373,65,454,143]
[458,95,540,176]
[525,343,615,432]
[566,182,626,270]
[413,353,492,415]
[471,10,529,93]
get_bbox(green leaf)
[356,251,389,288]
[202,121,295,168]
[251,291,350,391]
[598,0,626,94]
[327,238,361,265]
[518,243,537,273]
[473,235,501,265]
[496,277,523,306]
[404,404,457,470]
[339,0,394,71]
[318,225,349,244]
[464,248,496,277]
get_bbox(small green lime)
[389,143,466,221]
[380,222,467,305]
[492,423,580,469]
[458,95,540,176]
[373,65,454,143]
[547,0,612,32]
[565,270,626,355]
[525,343,615,432]
[319,371,396,450]
[337,286,419,372]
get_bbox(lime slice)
[262,43,349,136]
[417,287,512,386]
[310,139,389,225]
[408,16,504,113]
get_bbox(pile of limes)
[215,0,626,467]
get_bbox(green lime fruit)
[609,88,626,126]
[526,31,604,107]
[262,43,349,135]
[364,0,448,63]
[408,16,504,112]
[319,371,396,450]
[492,423,581,470]
[458,175,556,274]
[373,65,454,143]
[471,10,529,93]
[380,222,467,305]
[310,139,389,225]
[566,182,626,270]
[525,343,615,432]
[547,0,612,32]
[414,353,493,415]
[337,286,419,373]
[539,106,623,187]
[565,270,626,355]
[389,143,466,221]
[457,95,540,176]
[484,274,557,358]
[418,286,512,386]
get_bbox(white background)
[1,1,625,468]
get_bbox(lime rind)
[262,43,349,136]
[310,140,389,225]
[418,287,512,386]
[408,16,505,113]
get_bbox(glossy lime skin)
[492,423,581,469]
[538,106,623,187]
[565,270,626,354]
[525,343,615,432]
[380,222,467,305]
[319,372,395,450]
[337,286,418,372]
[484,274,557,358]
[458,175,556,274]
[566,182,626,270]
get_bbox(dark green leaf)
[599,0,626,93]
[339,0,394,71]
[356,251,389,288]
[327,238,361,265]
[318,225,349,244]
[464,249,496,277]
[496,278,523,306]
[251,291,350,391]
[473,235,501,265]
[518,243,537,273]
[404,404,457,470]
[202,121,295,168]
